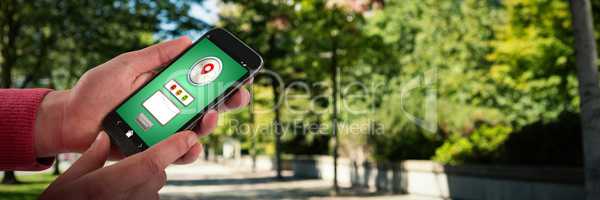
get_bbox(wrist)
[34,90,69,157]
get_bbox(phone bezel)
[102,28,263,156]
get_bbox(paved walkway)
[159,160,439,200]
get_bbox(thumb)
[85,131,198,188]
[136,131,198,170]
[52,132,111,185]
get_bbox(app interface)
[117,39,248,146]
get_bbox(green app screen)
[116,39,248,146]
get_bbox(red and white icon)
[189,57,222,86]
[201,63,215,74]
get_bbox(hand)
[40,131,198,200]
[34,37,251,161]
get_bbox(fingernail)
[86,133,103,152]
[95,132,104,141]
[91,133,104,148]
[187,133,197,146]
[179,36,190,42]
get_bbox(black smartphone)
[102,28,263,156]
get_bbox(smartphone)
[102,28,263,156]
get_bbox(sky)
[187,0,220,40]
[190,0,220,25]
[158,0,221,41]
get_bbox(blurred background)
[1,0,600,199]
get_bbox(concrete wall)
[217,155,275,171]
[218,155,584,199]
[291,156,585,200]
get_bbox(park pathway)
[159,160,440,200]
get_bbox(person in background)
[0,37,251,199]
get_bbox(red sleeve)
[0,88,55,171]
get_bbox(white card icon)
[142,91,180,125]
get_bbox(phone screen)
[115,38,248,146]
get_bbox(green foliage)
[202,85,276,156]
[428,0,581,165]
[280,126,331,155]
[218,0,380,158]
[361,0,581,164]
[1,0,203,89]
[484,0,577,126]
[361,0,502,161]
[433,125,512,165]
[364,77,440,162]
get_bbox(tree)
[431,0,580,164]
[219,0,300,179]
[569,0,600,199]
[218,2,375,188]
[486,0,576,126]
[282,1,375,191]
[363,0,503,163]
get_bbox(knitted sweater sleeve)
[0,89,54,171]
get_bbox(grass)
[0,173,57,200]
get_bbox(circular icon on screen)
[188,57,223,86]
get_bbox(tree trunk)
[272,82,283,179]
[204,147,209,161]
[249,85,257,172]
[53,158,61,175]
[569,0,600,199]
[1,171,20,184]
[20,25,51,89]
[331,36,340,193]
[265,33,284,179]
[1,1,20,88]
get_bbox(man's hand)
[40,131,199,200]
[34,37,251,162]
